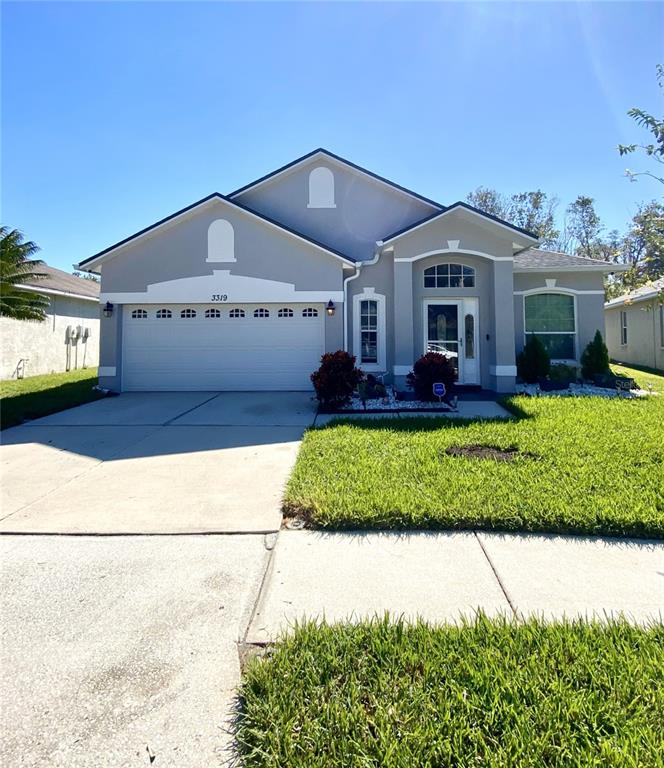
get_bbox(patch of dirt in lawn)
[445,444,537,461]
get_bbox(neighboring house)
[604,278,664,372]
[1,265,100,379]
[78,149,622,393]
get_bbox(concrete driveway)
[0,534,270,768]
[0,392,317,534]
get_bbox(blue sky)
[2,1,662,272]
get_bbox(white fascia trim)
[229,151,441,211]
[514,265,627,273]
[605,292,662,308]
[395,249,514,263]
[393,365,412,376]
[353,288,387,372]
[383,206,538,247]
[98,366,117,377]
[79,195,355,270]
[514,288,605,296]
[490,365,517,376]
[13,283,99,303]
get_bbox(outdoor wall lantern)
[103,301,114,318]
[326,300,336,317]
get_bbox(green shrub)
[549,363,577,384]
[406,352,456,401]
[311,351,364,410]
[516,336,550,383]
[581,330,610,380]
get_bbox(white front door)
[424,298,479,385]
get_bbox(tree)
[0,227,49,321]
[466,187,506,218]
[618,64,664,185]
[466,187,560,247]
[73,270,100,283]
[565,196,602,260]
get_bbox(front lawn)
[0,368,103,429]
[284,364,664,538]
[237,616,664,767]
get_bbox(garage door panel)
[122,304,324,391]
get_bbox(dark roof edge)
[382,201,539,244]
[228,148,446,210]
[77,192,356,269]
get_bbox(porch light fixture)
[103,301,114,318]
[326,300,336,317]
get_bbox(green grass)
[285,364,664,538]
[237,615,664,767]
[0,368,102,429]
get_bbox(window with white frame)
[229,308,245,318]
[180,308,197,319]
[360,301,378,363]
[253,307,269,318]
[524,293,576,360]
[131,309,147,319]
[302,307,318,317]
[278,308,294,318]
[620,310,628,345]
[205,308,221,319]
[353,290,385,370]
[156,308,172,319]
[424,263,475,288]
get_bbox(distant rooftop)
[18,264,100,301]
[605,276,664,308]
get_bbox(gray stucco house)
[78,149,617,393]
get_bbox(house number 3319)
[211,294,228,302]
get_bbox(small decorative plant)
[549,363,577,385]
[516,336,550,384]
[580,330,610,381]
[406,352,456,402]
[311,350,364,410]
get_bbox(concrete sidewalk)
[246,530,664,642]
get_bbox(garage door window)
[278,308,294,318]
[156,308,172,319]
[302,307,318,317]
[254,308,270,318]
[230,308,245,318]
[131,309,148,319]
[180,308,197,319]
[205,308,221,319]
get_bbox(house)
[77,149,621,393]
[1,264,100,379]
[604,278,664,372]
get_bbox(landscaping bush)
[549,363,577,385]
[516,336,550,383]
[581,329,610,380]
[406,352,456,401]
[311,351,364,410]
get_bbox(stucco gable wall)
[234,159,437,261]
[389,214,516,261]
[100,200,345,295]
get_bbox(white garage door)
[122,303,324,391]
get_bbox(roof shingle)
[19,264,100,300]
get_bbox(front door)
[425,299,479,384]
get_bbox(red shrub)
[311,351,364,410]
[406,352,456,401]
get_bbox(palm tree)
[0,226,49,320]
